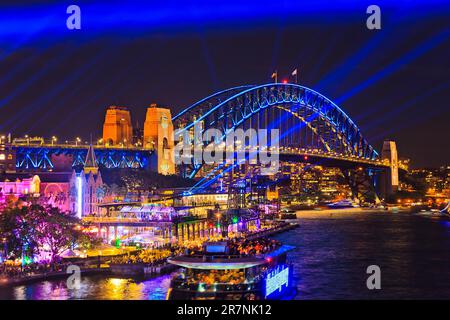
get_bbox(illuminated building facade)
[0,174,40,197]
[73,144,104,218]
[0,172,71,211]
[0,144,105,216]
[0,135,15,173]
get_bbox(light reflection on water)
[2,211,450,299]
[2,273,175,300]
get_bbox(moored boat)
[327,199,359,209]
[166,241,296,300]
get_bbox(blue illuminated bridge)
[5,83,395,201]
[173,83,390,177]
[171,83,398,202]
[8,83,391,172]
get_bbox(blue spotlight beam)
[336,28,450,104]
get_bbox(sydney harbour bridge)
[1,83,398,203]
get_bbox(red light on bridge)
[282,79,288,84]
[304,155,308,160]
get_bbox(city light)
[0,0,447,304]
[76,175,82,219]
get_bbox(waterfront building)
[0,174,40,199]
[0,135,15,173]
[73,144,104,217]
[90,201,214,245]
[0,144,105,216]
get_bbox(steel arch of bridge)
[174,83,378,163]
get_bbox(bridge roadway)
[9,141,150,152]
[181,145,392,170]
[9,138,396,170]
[277,148,390,169]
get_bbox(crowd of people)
[169,241,204,256]
[186,269,246,285]
[110,248,171,265]
[228,238,281,256]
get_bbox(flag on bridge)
[271,71,278,83]
[291,68,298,83]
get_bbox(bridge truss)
[14,145,152,170]
[174,83,387,203]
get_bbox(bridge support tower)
[102,106,133,147]
[380,140,399,199]
[144,104,175,175]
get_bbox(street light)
[75,137,81,146]
[51,136,57,146]
[216,213,222,235]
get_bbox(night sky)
[0,1,449,168]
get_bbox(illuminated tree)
[0,206,39,260]
[32,206,84,263]
[0,204,92,263]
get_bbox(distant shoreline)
[293,207,408,217]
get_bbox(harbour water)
[2,210,450,300]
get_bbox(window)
[0,154,5,160]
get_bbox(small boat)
[327,199,359,209]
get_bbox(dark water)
[273,211,450,299]
[1,211,450,300]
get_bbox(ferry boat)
[327,199,359,209]
[166,241,296,300]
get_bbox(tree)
[0,204,90,263]
[32,206,84,263]
[0,206,38,260]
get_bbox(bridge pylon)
[102,106,133,147]
[380,140,399,199]
[144,104,175,175]
[341,168,380,204]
